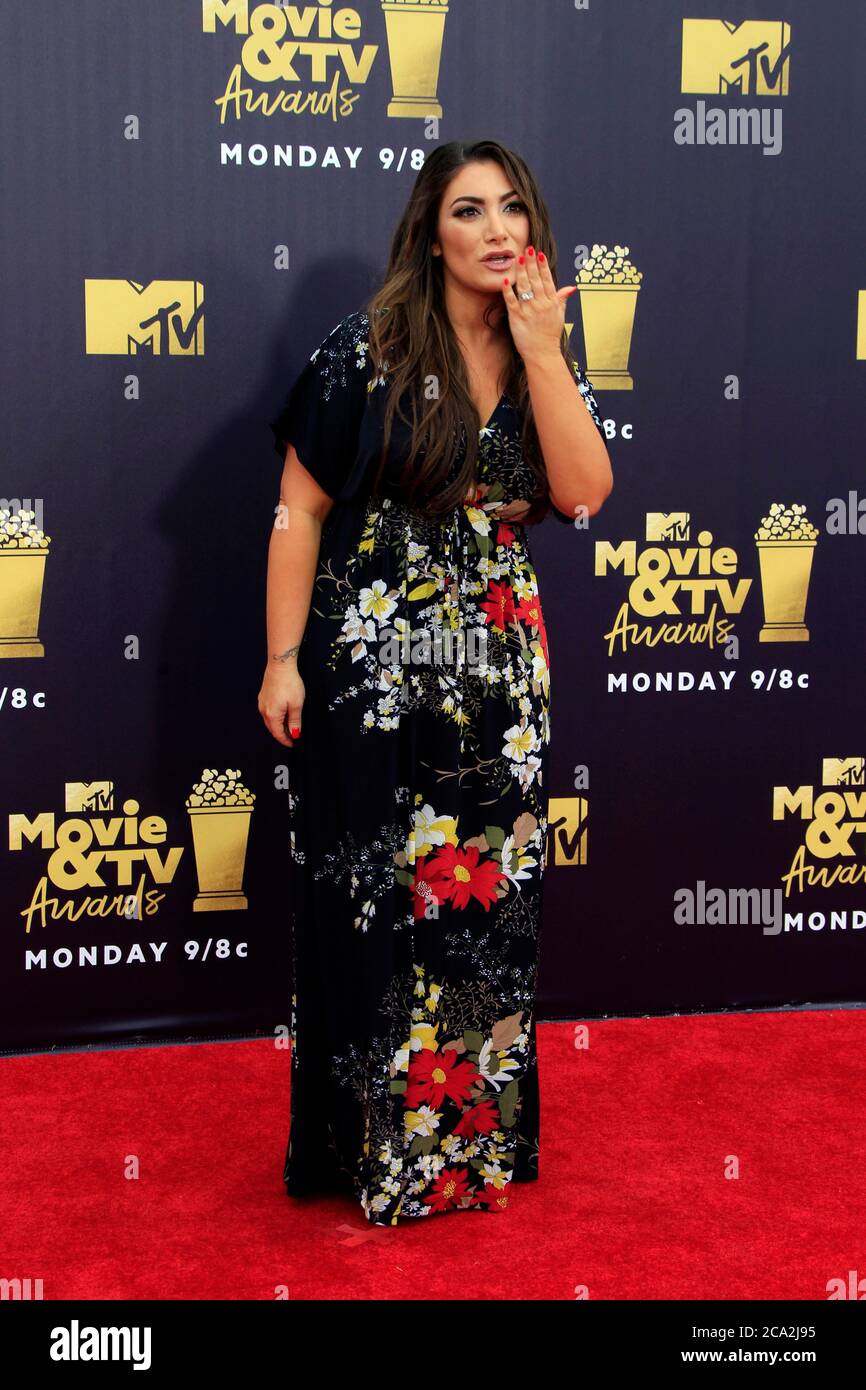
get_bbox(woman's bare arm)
[258,446,334,746]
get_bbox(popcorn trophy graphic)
[187,768,255,910]
[381,0,449,118]
[754,503,819,642]
[573,243,642,389]
[0,508,51,658]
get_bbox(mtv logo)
[681,20,791,96]
[84,279,204,354]
[546,797,588,867]
[646,512,689,542]
[66,781,113,812]
[822,758,864,787]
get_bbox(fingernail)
[527,246,535,255]
[290,727,300,738]
[538,252,545,262]
[518,255,525,264]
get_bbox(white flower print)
[358,578,398,625]
[502,717,542,764]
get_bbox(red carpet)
[1,1009,864,1300]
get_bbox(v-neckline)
[480,392,508,432]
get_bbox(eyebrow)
[449,189,520,207]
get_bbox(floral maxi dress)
[269,309,605,1225]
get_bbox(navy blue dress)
[270,309,605,1224]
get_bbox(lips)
[482,252,514,266]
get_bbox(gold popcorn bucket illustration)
[187,769,255,911]
[577,283,640,389]
[754,504,818,642]
[574,245,643,389]
[382,0,448,119]
[0,547,49,658]
[755,538,816,642]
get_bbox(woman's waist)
[374,492,533,544]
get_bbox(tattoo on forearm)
[273,644,301,662]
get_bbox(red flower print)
[428,843,505,911]
[405,1047,482,1109]
[514,594,548,662]
[496,521,516,547]
[479,579,516,632]
[422,1165,480,1214]
[411,856,450,921]
[514,594,543,629]
[454,1098,501,1139]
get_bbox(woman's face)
[432,160,531,297]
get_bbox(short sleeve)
[550,360,606,523]
[269,310,372,502]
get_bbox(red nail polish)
[538,252,545,262]
[518,255,524,264]
[527,245,535,255]
[503,278,509,286]
[290,727,300,738]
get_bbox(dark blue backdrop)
[2,0,865,1054]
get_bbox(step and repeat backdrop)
[2,0,865,1053]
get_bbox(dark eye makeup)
[455,201,527,218]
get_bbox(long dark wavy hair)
[363,139,578,526]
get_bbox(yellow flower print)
[531,642,550,697]
[439,698,471,729]
[358,578,398,623]
[393,1020,440,1072]
[499,834,538,888]
[405,1105,443,1137]
[464,506,492,535]
[478,1160,511,1189]
[512,573,536,603]
[404,803,459,863]
[502,718,542,764]
[477,1037,522,1090]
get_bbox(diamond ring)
[519,291,535,301]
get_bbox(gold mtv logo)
[646,512,689,542]
[822,758,864,787]
[65,781,113,812]
[84,279,204,355]
[681,20,791,96]
[546,797,588,867]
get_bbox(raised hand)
[500,246,576,366]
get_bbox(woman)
[259,139,612,1226]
